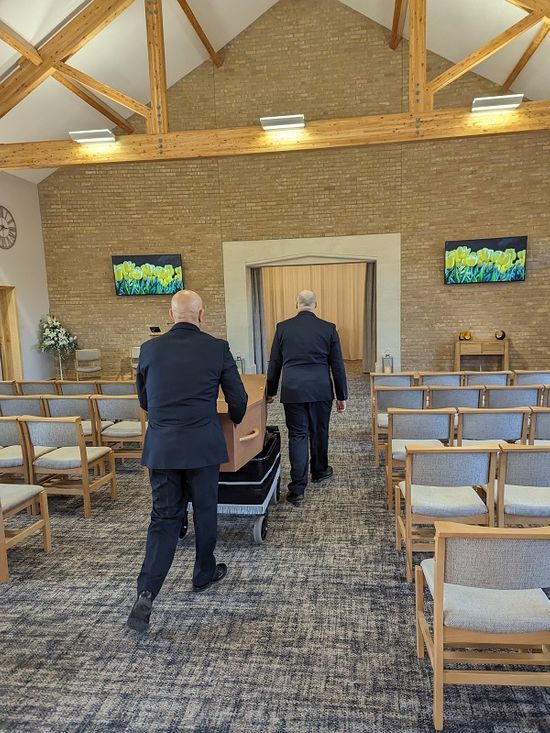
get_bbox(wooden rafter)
[505,0,550,16]
[408,0,429,112]
[1,100,550,170]
[175,0,222,67]
[502,20,550,91]
[54,62,150,117]
[0,0,135,120]
[0,20,42,65]
[390,0,409,50]
[144,0,169,134]
[428,11,544,95]
[53,71,134,133]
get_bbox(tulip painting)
[112,255,183,296]
[444,237,527,285]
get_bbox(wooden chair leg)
[0,513,9,583]
[394,485,402,550]
[405,522,413,583]
[109,453,118,500]
[415,566,425,659]
[433,640,444,731]
[38,491,52,553]
[82,471,92,519]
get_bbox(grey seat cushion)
[421,558,550,633]
[534,440,550,446]
[0,445,53,468]
[0,483,43,513]
[391,439,443,461]
[377,413,388,429]
[460,439,503,449]
[81,419,113,437]
[503,484,550,517]
[33,446,111,470]
[101,420,144,439]
[399,481,488,517]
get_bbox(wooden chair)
[545,386,550,408]
[0,483,52,582]
[42,395,113,445]
[418,372,463,387]
[17,381,59,395]
[372,387,426,467]
[57,380,98,395]
[427,386,483,412]
[456,407,530,449]
[0,416,54,483]
[462,371,512,386]
[91,395,146,464]
[96,380,136,395]
[20,416,117,519]
[0,396,45,417]
[415,522,550,731]
[485,385,542,408]
[0,381,18,395]
[496,443,550,526]
[130,346,141,377]
[75,349,102,380]
[396,445,496,582]
[385,408,455,512]
[513,370,550,386]
[529,407,550,445]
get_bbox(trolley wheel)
[270,477,281,506]
[178,512,189,542]
[253,514,268,544]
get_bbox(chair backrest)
[530,407,550,441]
[428,386,483,409]
[514,370,550,386]
[500,444,550,488]
[406,446,495,487]
[545,387,550,408]
[18,381,58,395]
[76,349,100,363]
[97,381,136,395]
[0,381,18,395]
[388,408,454,441]
[22,416,82,449]
[0,396,45,417]
[418,372,462,387]
[485,386,541,408]
[130,346,141,360]
[375,387,426,412]
[0,416,22,447]
[463,371,511,386]
[57,381,98,395]
[440,526,550,590]
[371,373,415,389]
[457,408,529,442]
[91,395,141,421]
[43,396,92,421]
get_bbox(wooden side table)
[454,339,509,371]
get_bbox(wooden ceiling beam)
[505,0,550,16]
[390,0,409,50]
[144,0,169,134]
[502,21,550,91]
[54,61,150,117]
[174,0,222,66]
[1,100,550,169]
[0,20,42,65]
[408,0,430,112]
[0,0,135,120]
[428,11,545,95]
[52,71,134,133]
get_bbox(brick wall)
[38,0,550,374]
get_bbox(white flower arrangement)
[38,314,78,355]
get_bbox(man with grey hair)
[267,289,347,506]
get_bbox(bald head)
[296,289,317,311]
[169,289,205,326]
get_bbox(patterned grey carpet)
[1,365,549,733]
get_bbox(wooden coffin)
[217,374,267,472]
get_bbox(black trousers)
[137,465,219,599]
[283,401,332,498]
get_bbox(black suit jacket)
[137,323,248,469]
[267,311,348,404]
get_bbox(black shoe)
[193,563,228,593]
[312,466,333,483]
[287,493,304,506]
[127,591,153,632]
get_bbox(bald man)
[267,290,347,506]
[128,290,248,631]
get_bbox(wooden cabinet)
[454,340,509,371]
[217,374,266,472]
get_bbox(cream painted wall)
[0,172,51,379]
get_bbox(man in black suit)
[267,290,347,506]
[127,290,248,631]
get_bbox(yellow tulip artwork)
[112,255,184,295]
[444,237,527,285]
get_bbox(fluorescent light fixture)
[260,114,305,130]
[69,128,116,143]
[471,94,523,113]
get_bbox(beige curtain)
[261,262,366,360]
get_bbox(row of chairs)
[373,385,550,465]
[0,379,136,396]
[370,369,550,389]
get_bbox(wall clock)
[0,206,17,249]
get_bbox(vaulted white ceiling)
[0,0,548,183]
